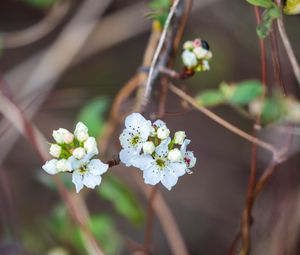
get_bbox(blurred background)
[0,0,300,254]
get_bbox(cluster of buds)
[42,122,108,192]
[119,113,196,190]
[181,38,212,73]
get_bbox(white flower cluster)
[42,122,108,193]
[182,38,212,72]
[119,113,196,190]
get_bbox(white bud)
[167,148,182,162]
[52,128,70,144]
[157,126,170,140]
[183,41,194,50]
[42,159,59,175]
[174,131,186,145]
[84,137,98,155]
[63,133,74,144]
[74,122,89,142]
[56,159,72,172]
[143,141,155,154]
[249,99,263,116]
[193,47,208,59]
[202,60,210,71]
[182,50,198,68]
[49,144,61,158]
[72,147,86,160]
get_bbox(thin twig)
[169,83,279,157]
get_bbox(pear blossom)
[69,155,108,193]
[182,50,198,68]
[72,147,86,160]
[140,138,186,190]
[56,159,73,172]
[84,137,98,155]
[74,122,89,142]
[53,128,71,144]
[181,139,197,171]
[42,159,59,175]
[119,113,151,166]
[143,141,155,154]
[49,144,61,158]
[167,148,182,162]
[157,126,170,140]
[174,131,186,145]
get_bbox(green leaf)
[149,0,171,10]
[77,96,109,138]
[256,5,280,38]
[246,0,272,8]
[261,98,286,124]
[230,80,263,105]
[196,90,224,107]
[98,175,144,225]
[22,0,57,8]
[268,5,281,18]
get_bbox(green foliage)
[98,175,144,225]
[22,0,57,8]
[77,96,109,138]
[246,0,272,8]
[230,80,263,104]
[196,90,224,107]
[47,204,122,255]
[148,0,171,26]
[256,5,280,38]
[260,98,287,124]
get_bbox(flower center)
[79,165,88,174]
[130,135,140,146]
[155,158,165,169]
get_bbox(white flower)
[56,159,73,172]
[49,144,61,158]
[52,128,71,144]
[153,119,166,128]
[119,113,151,166]
[167,148,182,162]
[157,126,170,140]
[193,47,208,59]
[63,133,74,144]
[182,50,198,68]
[42,159,59,175]
[174,131,186,145]
[181,139,197,170]
[143,141,155,154]
[139,138,186,190]
[74,122,89,142]
[69,155,108,193]
[84,137,98,155]
[72,147,86,160]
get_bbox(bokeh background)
[0,0,300,254]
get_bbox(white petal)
[72,172,84,193]
[143,165,161,185]
[155,137,171,158]
[180,139,191,154]
[68,156,81,170]
[119,149,137,167]
[83,173,101,189]
[42,159,59,175]
[87,159,108,175]
[185,151,197,168]
[153,120,166,128]
[124,113,151,140]
[168,162,186,177]
[161,169,178,190]
[132,154,153,170]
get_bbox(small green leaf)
[268,5,281,18]
[246,0,272,8]
[98,175,144,225]
[196,90,224,107]
[261,98,286,124]
[230,80,263,105]
[256,5,280,38]
[77,97,109,138]
[149,0,171,10]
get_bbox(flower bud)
[42,159,59,175]
[202,60,210,71]
[193,47,208,59]
[56,159,72,172]
[84,137,98,155]
[193,38,201,48]
[72,147,86,160]
[182,50,198,68]
[249,99,263,116]
[157,126,170,140]
[63,133,74,144]
[174,131,186,145]
[52,128,70,144]
[183,41,194,50]
[49,144,61,158]
[74,122,89,142]
[167,148,182,162]
[143,141,155,154]
[150,126,156,136]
